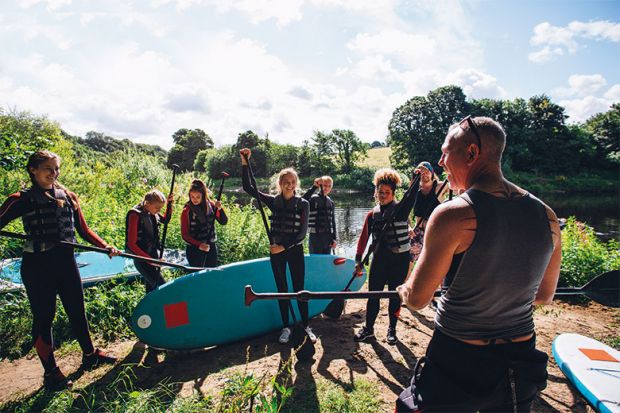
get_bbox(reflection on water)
[227,189,619,259]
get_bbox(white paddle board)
[553,333,620,413]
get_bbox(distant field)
[358,146,391,169]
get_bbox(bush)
[560,217,620,287]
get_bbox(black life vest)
[308,194,334,234]
[371,202,410,254]
[125,204,161,257]
[21,187,76,253]
[414,180,447,220]
[269,195,303,241]
[187,202,216,243]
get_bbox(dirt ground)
[1,298,618,412]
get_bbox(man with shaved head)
[396,116,562,412]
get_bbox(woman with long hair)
[180,179,228,267]
[0,150,119,390]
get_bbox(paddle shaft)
[159,164,179,259]
[243,154,273,244]
[0,231,204,272]
[244,280,618,307]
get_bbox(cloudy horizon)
[1,0,618,149]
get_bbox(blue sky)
[1,0,618,149]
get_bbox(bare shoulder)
[429,197,476,231]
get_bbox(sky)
[0,0,618,149]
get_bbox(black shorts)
[396,329,548,412]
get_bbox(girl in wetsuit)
[180,179,228,267]
[353,168,418,345]
[239,148,314,345]
[0,151,119,390]
[409,162,449,265]
[125,189,174,293]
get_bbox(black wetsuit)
[0,188,108,373]
[302,185,336,254]
[355,188,417,331]
[181,202,228,267]
[125,203,172,293]
[242,165,310,327]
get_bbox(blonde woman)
[240,148,315,345]
[125,189,174,293]
[302,176,337,254]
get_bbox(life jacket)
[269,195,303,240]
[308,194,334,234]
[371,202,410,254]
[125,204,161,257]
[414,180,448,220]
[187,202,216,243]
[21,187,77,253]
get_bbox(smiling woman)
[0,150,120,390]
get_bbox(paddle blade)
[323,298,345,319]
[583,270,620,308]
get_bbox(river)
[228,190,619,259]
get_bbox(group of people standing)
[0,115,561,413]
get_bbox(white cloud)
[156,0,304,26]
[604,84,620,101]
[560,96,613,123]
[18,0,71,11]
[529,20,620,62]
[553,75,618,122]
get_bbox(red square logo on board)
[164,302,189,328]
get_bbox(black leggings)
[366,249,410,330]
[186,243,218,268]
[270,244,308,327]
[21,245,95,373]
[134,260,166,293]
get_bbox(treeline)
[388,86,619,174]
[192,129,369,179]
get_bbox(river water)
[228,190,619,259]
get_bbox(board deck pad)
[553,333,620,413]
[131,255,366,350]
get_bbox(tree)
[310,131,336,174]
[0,108,62,171]
[585,103,620,165]
[388,85,468,172]
[331,129,367,173]
[370,140,384,148]
[167,128,214,171]
[233,130,268,176]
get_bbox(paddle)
[159,163,179,259]
[0,230,206,272]
[242,153,316,356]
[201,171,230,267]
[322,173,421,319]
[245,270,620,308]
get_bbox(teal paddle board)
[553,333,620,413]
[131,254,366,350]
[0,249,185,291]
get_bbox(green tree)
[0,108,62,171]
[585,103,620,165]
[388,85,468,171]
[310,130,336,174]
[331,129,367,173]
[167,128,214,171]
